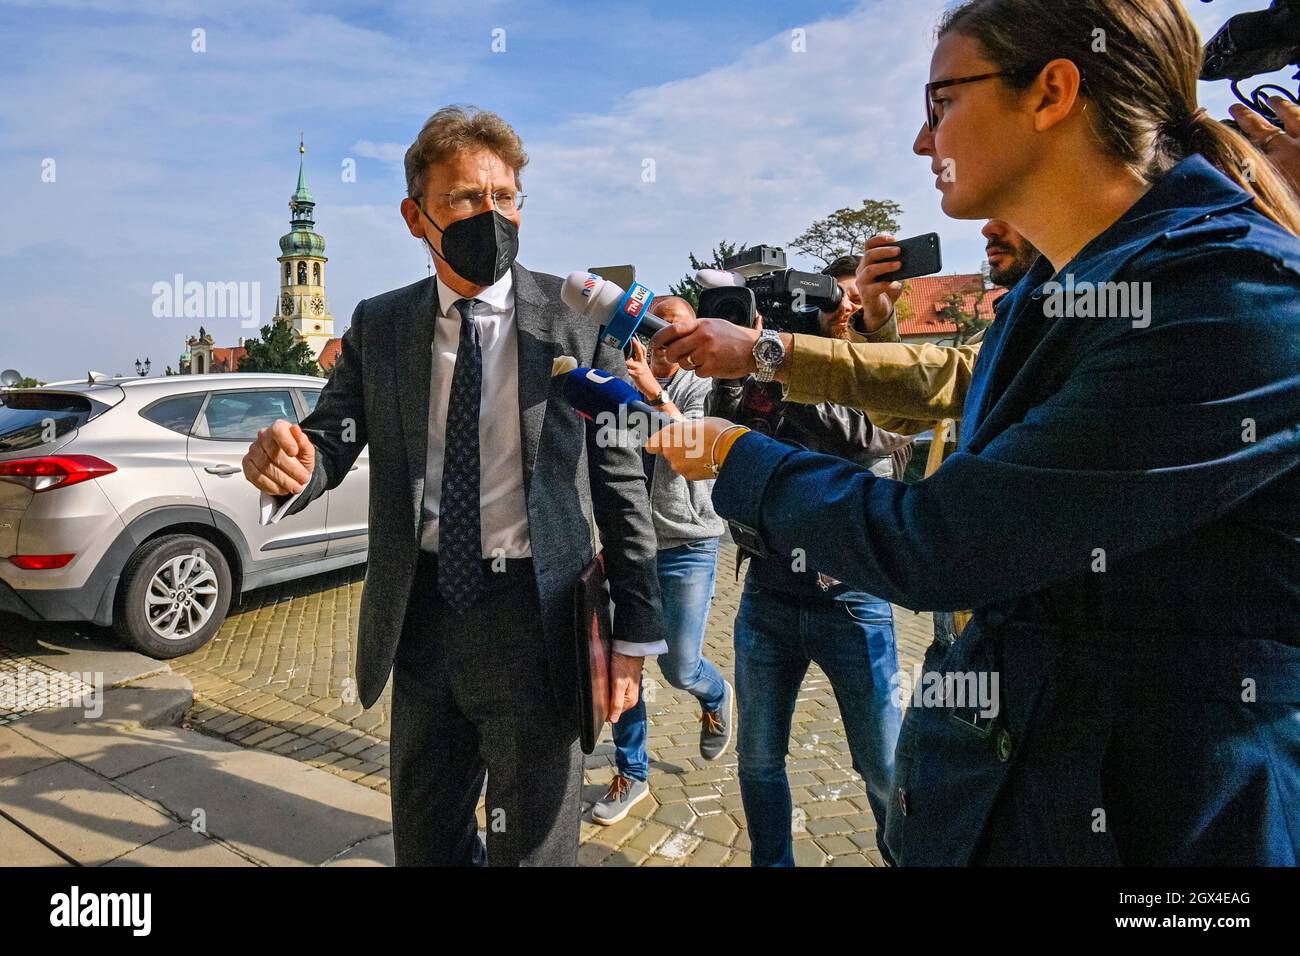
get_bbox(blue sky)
[0,0,1286,380]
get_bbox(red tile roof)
[898,274,1004,338]
[209,347,247,372]
[317,338,343,372]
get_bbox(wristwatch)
[646,390,668,407]
[752,329,786,383]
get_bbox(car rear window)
[0,392,97,453]
[141,393,205,435]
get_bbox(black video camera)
[697,245,842,336]
[1201,0,1300,123]
[1203,0,1300,82]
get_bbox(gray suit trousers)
[389,552,582,866]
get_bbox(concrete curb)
[0,627,171,691]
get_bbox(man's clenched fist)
[242,420,316,496]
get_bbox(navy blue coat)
[712,156,1300,865]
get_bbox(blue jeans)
[613,538,727,782]
[734,578,902,866]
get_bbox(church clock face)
[281,292,294,316]
[311,294,324,315]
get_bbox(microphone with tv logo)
[553,357,673,441]
[561,272,671,351]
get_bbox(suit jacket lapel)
[512,264,555,501]
[396,277,438,526]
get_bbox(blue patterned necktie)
[437,298,485,611]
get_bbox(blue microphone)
[561,366,674,439]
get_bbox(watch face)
[755,336,784,366]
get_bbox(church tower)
[276,136,335,361]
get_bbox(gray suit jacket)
[285,263,662,713]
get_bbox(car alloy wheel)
[144,551,220,640]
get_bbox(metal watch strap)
[753,329,783,383]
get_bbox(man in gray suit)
[241,106,662,866]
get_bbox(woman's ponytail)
[1185,109,1300,235]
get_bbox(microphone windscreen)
[696,269,746,289]
[563,367,641,419]
[561,272,625,320]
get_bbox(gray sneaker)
[592,774,650,826]
[700,679,735,761]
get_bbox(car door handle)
[205,465,240,477]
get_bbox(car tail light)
[0,455,116,492]
[8,554,76,570]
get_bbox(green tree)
[238,319,320,376]
[16,377,41,388]
[936,278,993,347]
[669,240,750,311]
[790,198,903,266]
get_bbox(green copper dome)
[279,230,327,255]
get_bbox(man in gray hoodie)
[592,296,733,825]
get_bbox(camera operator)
[590,296,734,826]
[650,221,1038,434]
[817,255,870,341]
[704,255,911,867]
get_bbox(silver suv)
[0,374,369,657]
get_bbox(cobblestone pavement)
[168,540,933,867]
[0,543,932,866]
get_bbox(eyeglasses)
[925,71,1017,131]
[431,189,527,214]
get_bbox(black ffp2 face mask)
[419,205,519,287]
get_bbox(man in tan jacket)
[783,221,1037,455]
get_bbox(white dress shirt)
[421,270,530,557]
[261,271,663,657]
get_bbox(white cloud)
[508,1,957,291]
[352,140,408,163]
[512,0,1284,293]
